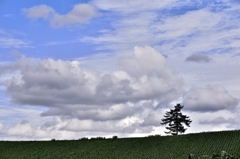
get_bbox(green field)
[0,130,240,159]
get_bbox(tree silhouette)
[160,103,192,135]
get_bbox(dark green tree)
[160,103,192,135]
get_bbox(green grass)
[0,130,240,159]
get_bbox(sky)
[0,0,240,140]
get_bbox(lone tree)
[160,103,192,135]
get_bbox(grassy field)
[0,130,240,159]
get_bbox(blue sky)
[0,0,240,140]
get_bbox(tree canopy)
[160,103,192,135]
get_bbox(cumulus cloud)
[185,54,212,63]
[5,120,61,139]
[23,3,98,28]
[6,121,33,137]
[120,46,172,77]
[183,86,239,112]
[23,5,54,19]
[1,46,182,123]
[61,119,117,132]
[48,116,153,134]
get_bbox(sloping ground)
[0,130,240,159]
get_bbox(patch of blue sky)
[0,90,8,100]
[0,0,116,61]
[0,116,18,128]
[163,6,202,17]
[1,101,48,112]
[1,0,91,14]
[30,15,116,60]
[191,0,230,8]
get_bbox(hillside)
[0,130,240,159]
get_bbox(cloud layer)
[1,0,240,140]
[0,46,182,136]
[2,45,239,139]
[3,46,182,108]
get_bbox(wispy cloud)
[41,40,77,46]
[0,29,32,48]
[91,0,176,12]
[0,37,31,48]
[83,1,240,57]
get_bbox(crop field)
[0,130,240,159]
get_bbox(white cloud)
[60,119,117,132]
[3,112,155,140]
[66,119,151,134]
[2,46,182,109]
[47,115,153,134]
[0,46,182,138]
[5,121,59,139]
[120,46,171,77]
[183,85,239,112]
[23,4,99,28]
[3,45,239,138]
[7,122,33,137]
[23,5,54,19]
